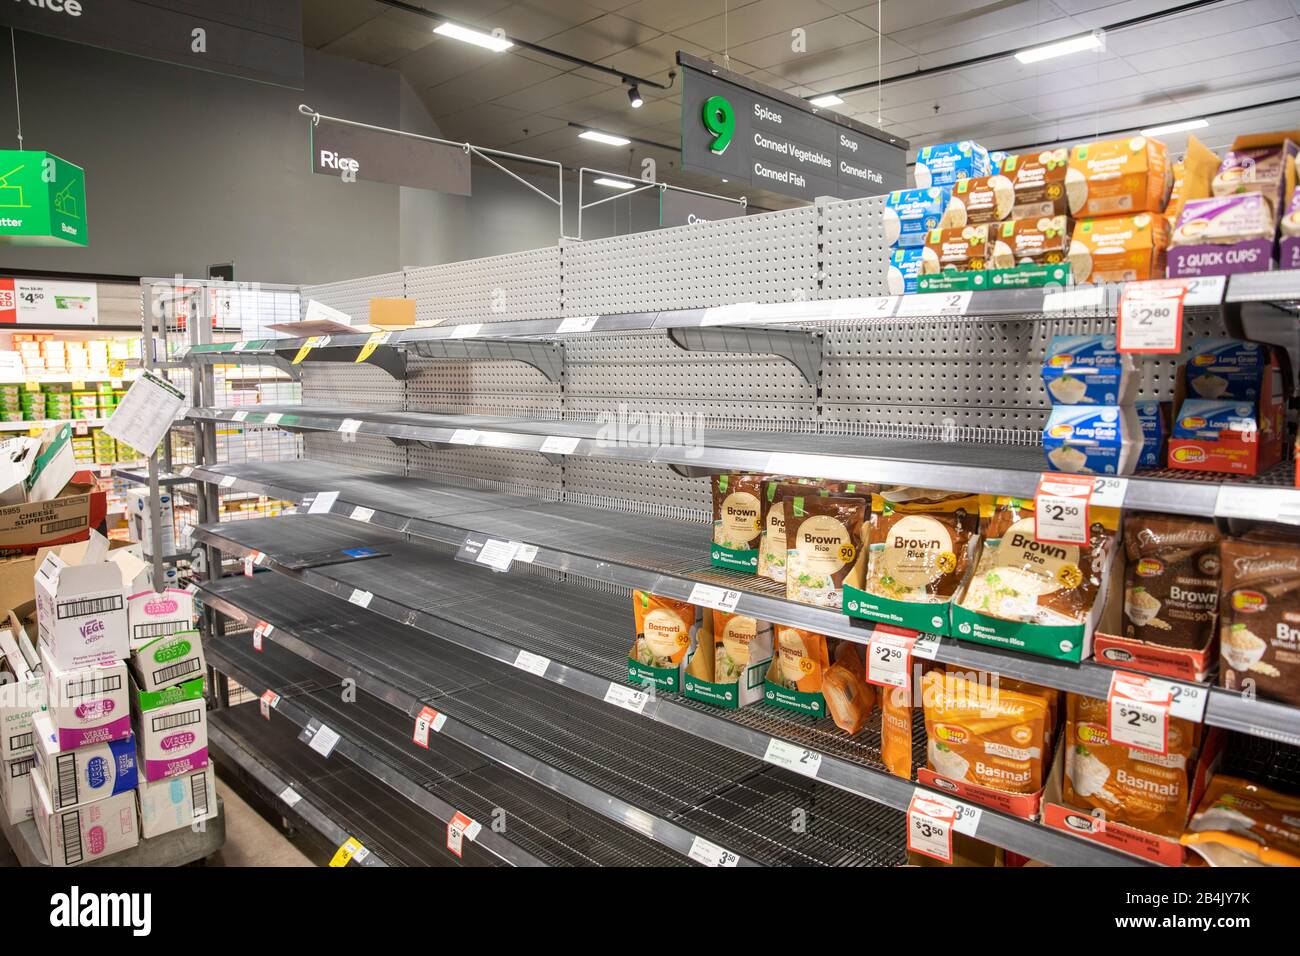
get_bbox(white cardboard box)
[39,641,130,751]
[31,710,137,811]
[126,488,174,560]
[0,753,34,824]
[0,623,44,759]
[131,671,207,782]
[34,532,130,669]
[137,764,217,839]
[30,769,138,866]
[108,547,196,650]
[129,628,204,693]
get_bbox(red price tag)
[446,811,481,858]
[1107,671,1171,755]
[259,689,280,719]
[866,630,916,689]
[907,793,956,862]
[1117,279,1187,354]
[1034,473,1094,545]
[412,706,445,748]
[253,620,272,652]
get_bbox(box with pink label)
[1167,194,1276,277]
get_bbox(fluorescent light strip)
[1014,31,1104,64]
[1139,118,1209,137]
[593,177,636,190]
[433,22,513,52]
[809,93,844,108]
[578,129,631,146]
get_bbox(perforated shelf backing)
[818,195,890,298]
[300,271,404,322]
[407,444,563,500]
[405,247,561,326]
[404,354,561,420]
[560,205,820,316]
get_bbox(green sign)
[0,150,87,246]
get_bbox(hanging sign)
[0,151,87,247]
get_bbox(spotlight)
[627,84,644,108]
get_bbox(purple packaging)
[1212,140,1297,216]
[1167,194,1276,277]
[1280,191,1300,271]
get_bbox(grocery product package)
[952,496,1119,661]
[1181,775,1300,866]
[683,609,772,710]
[1218,537,1300,707]
[783,492,866,608]
[1211,133,1298,216]
[914,141,992,188]
[1062,693,1197,838]
[764,626,830,715]
[921,669,1051,794]
[845,489,983,634]
[1001,149,1086,219]
[1068,213,1170,284]
[988,216,1069,268]
[1041,334,1137,406]
[758,480,818,584]
[1167,194,1277,277]
[1280,187,1300,269]
[629,591,696,692]
[880,682,917,779]
[710,474,764,573]
[1122,514,1220,652]
[920,224,993,273]
[945,173,1015,226]
[1135,401,1169,468]
[822,640,875,735]
[1184,338,1271,401]
[1067,136,1171,218]
[1042,404,1143,475]
[887,246,925,294]
[883,187,958,247]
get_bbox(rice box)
[1135,401,1168,468]
[1041,335,1137,405]
[914,141,992,188]
[887,246,925,294]
[1042,405,1142,475]
[1183,338,1268,401]
[883,187,955,247]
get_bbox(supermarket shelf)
[112,467,200,487]
[0,373,136,385]
[0,417,109,432]
[0,797,225,867]
[194,516,1147,866]
[1224,268,1300,306]
[178,460,1300,748]
[184,404,1300,526]
[208,633,698,867]
[184,339,404,381]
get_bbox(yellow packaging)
[770,626,829,693]
[1067,136,1171,218]
[1067,213,1170,284]
[1182,775,1300,867]
[1164,134,1220,231]
[630,591,694,669]
[881,683,916,780]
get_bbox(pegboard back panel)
[561,458,709,522]
[403,355,561,419]
[406,445,563,499]
[302,433,408,473]
[818,195,891,298]
[299,271,405,321]
[560,205,820,315]
[404,247,561,326]
[300,363,404,408]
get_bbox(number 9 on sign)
[703,95,735,154]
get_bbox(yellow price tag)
[108,360,125,377]
[292,336,323,365]
[355,331,391,363]
[72,380,86,391]
[27,427,43,437]
[24,379,38,392]
[329,836,365,867]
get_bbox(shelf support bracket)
[407,339,563,383]
[666,327,823,384]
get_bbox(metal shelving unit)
[193,515,1145,866]
[179,460,1300,747]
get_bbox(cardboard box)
[137,764,217,839]
[129,627,203,694]
[30,770,138,866]
[887,246,925,294]
[1002,149,1085,220]
[1168,349,1285,476]
[883,187,955,247]
[127,487,173,560]
[1042,334,1138,406]
[107,546,195,649]
[131,671,207,782]
[989,215,1070,268]
[40,641,130,750]
[1068,213,1170,284]
[1212,131,1299,217]
[0,425,75,507]
[947,173,1015,225]
[369,297,417,329]
[921,224,994,272]
[35,532,129,669]
[0,479,106,558]
[914,141,993,188]
[1042,405,1143,475]
[682,612,772,710]
[1068,136,1171,218]
[0,619,43,759]
[31,710,136,811]
[1,753,34,824]
[1167,194,1276,277]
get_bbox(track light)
[579,129,631,146]
[627,84,643,108]
[433,22,513,52]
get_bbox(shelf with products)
[176,460,1300,747]
[193,514,1146,866]
[183,404,1300,526]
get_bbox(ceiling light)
[627,84,644,108]
[809,93,844,108]
[1139,118,1209,137]
[1014,30,1104,64]
[433,22,513,52]
[579,129,631,146]
[593,177,636,190]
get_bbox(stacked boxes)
[0,624,43,825]
[1041,335,1142,475]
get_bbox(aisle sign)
[0,277,96,322]
[1034,473,1094,546]
[0,151,88,247]
[1117,280,1186,353]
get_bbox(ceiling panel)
[493,70,613,112]
[594,32,712,84]
[673,0,842,50]
[389,37,521,90]
[488,0,610,42]
[759,36,919,86]
[537,13,663,61]
[319,9,441,65]
[1103,0,1293,56]
[881,88,1000,124]
[1126,20,1300,73]
[422,58,563,114]
[615,0,733,33]
[301,0,385,49]
[994,70,1165,113]
[890,2,1072,56]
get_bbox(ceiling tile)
[390,38,519,89]
[302,0,386,49]
[493,71,612,112]
[595,33,711,85]
[673,0,842,50]
[538,13,663,61]
[616,0,728,32]
[539,84,640,123]
[758,36,917,85]
[1125,21,1300,73]
[319,9,440,65]
[726,15,877,71]
[881,89,1002,124]
[956,49,1131,89]
[1141,38,1300,92]
[890,3,1073,56]
[1104,0,1294,55]
[990,70,1162,113]
[423,58,563,114]
[487,0,609,42]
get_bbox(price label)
[1167,680,1210,723]
[912,788,982,835]
[556,316,599,334]
[866,631,916,688]
[291,336,325,365]
[687,583,741,613]
[259,689,279,719]
[688,836,740,867]
[413,706,446,748]
[1090,475,1128,509]
[539,435,581,455]
[220,475,236,488]
[446,811,481,858]
[348,589,373,609]
[911,633,942,660]
[1034,473,1094,546]
[604,683,649,714]
[907,793,957,862]
[1107,671,1171,755]
[513,649,550,676]
[448,429,480,446]
[231,411,248,422]
[338,418,363,434]
[306,722,341,758]
[1118,280,1186,353]
[350,506,374,523]
[700,302,755,326]
[516,544,538,563]
[264,413,283,425]
[307,491,339,514]
[448,323,482,339]
[356,331,391,363]
[1180,275,1226,308]
[1043,286,1105,313]
[329,836,366,867]
[253,621,273,651]
[278,786,301,807]
[475,538,522,572]
[763,738,822,778]
[243,555,256,578]
[831,296,898,319]
[896,291,971,317]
